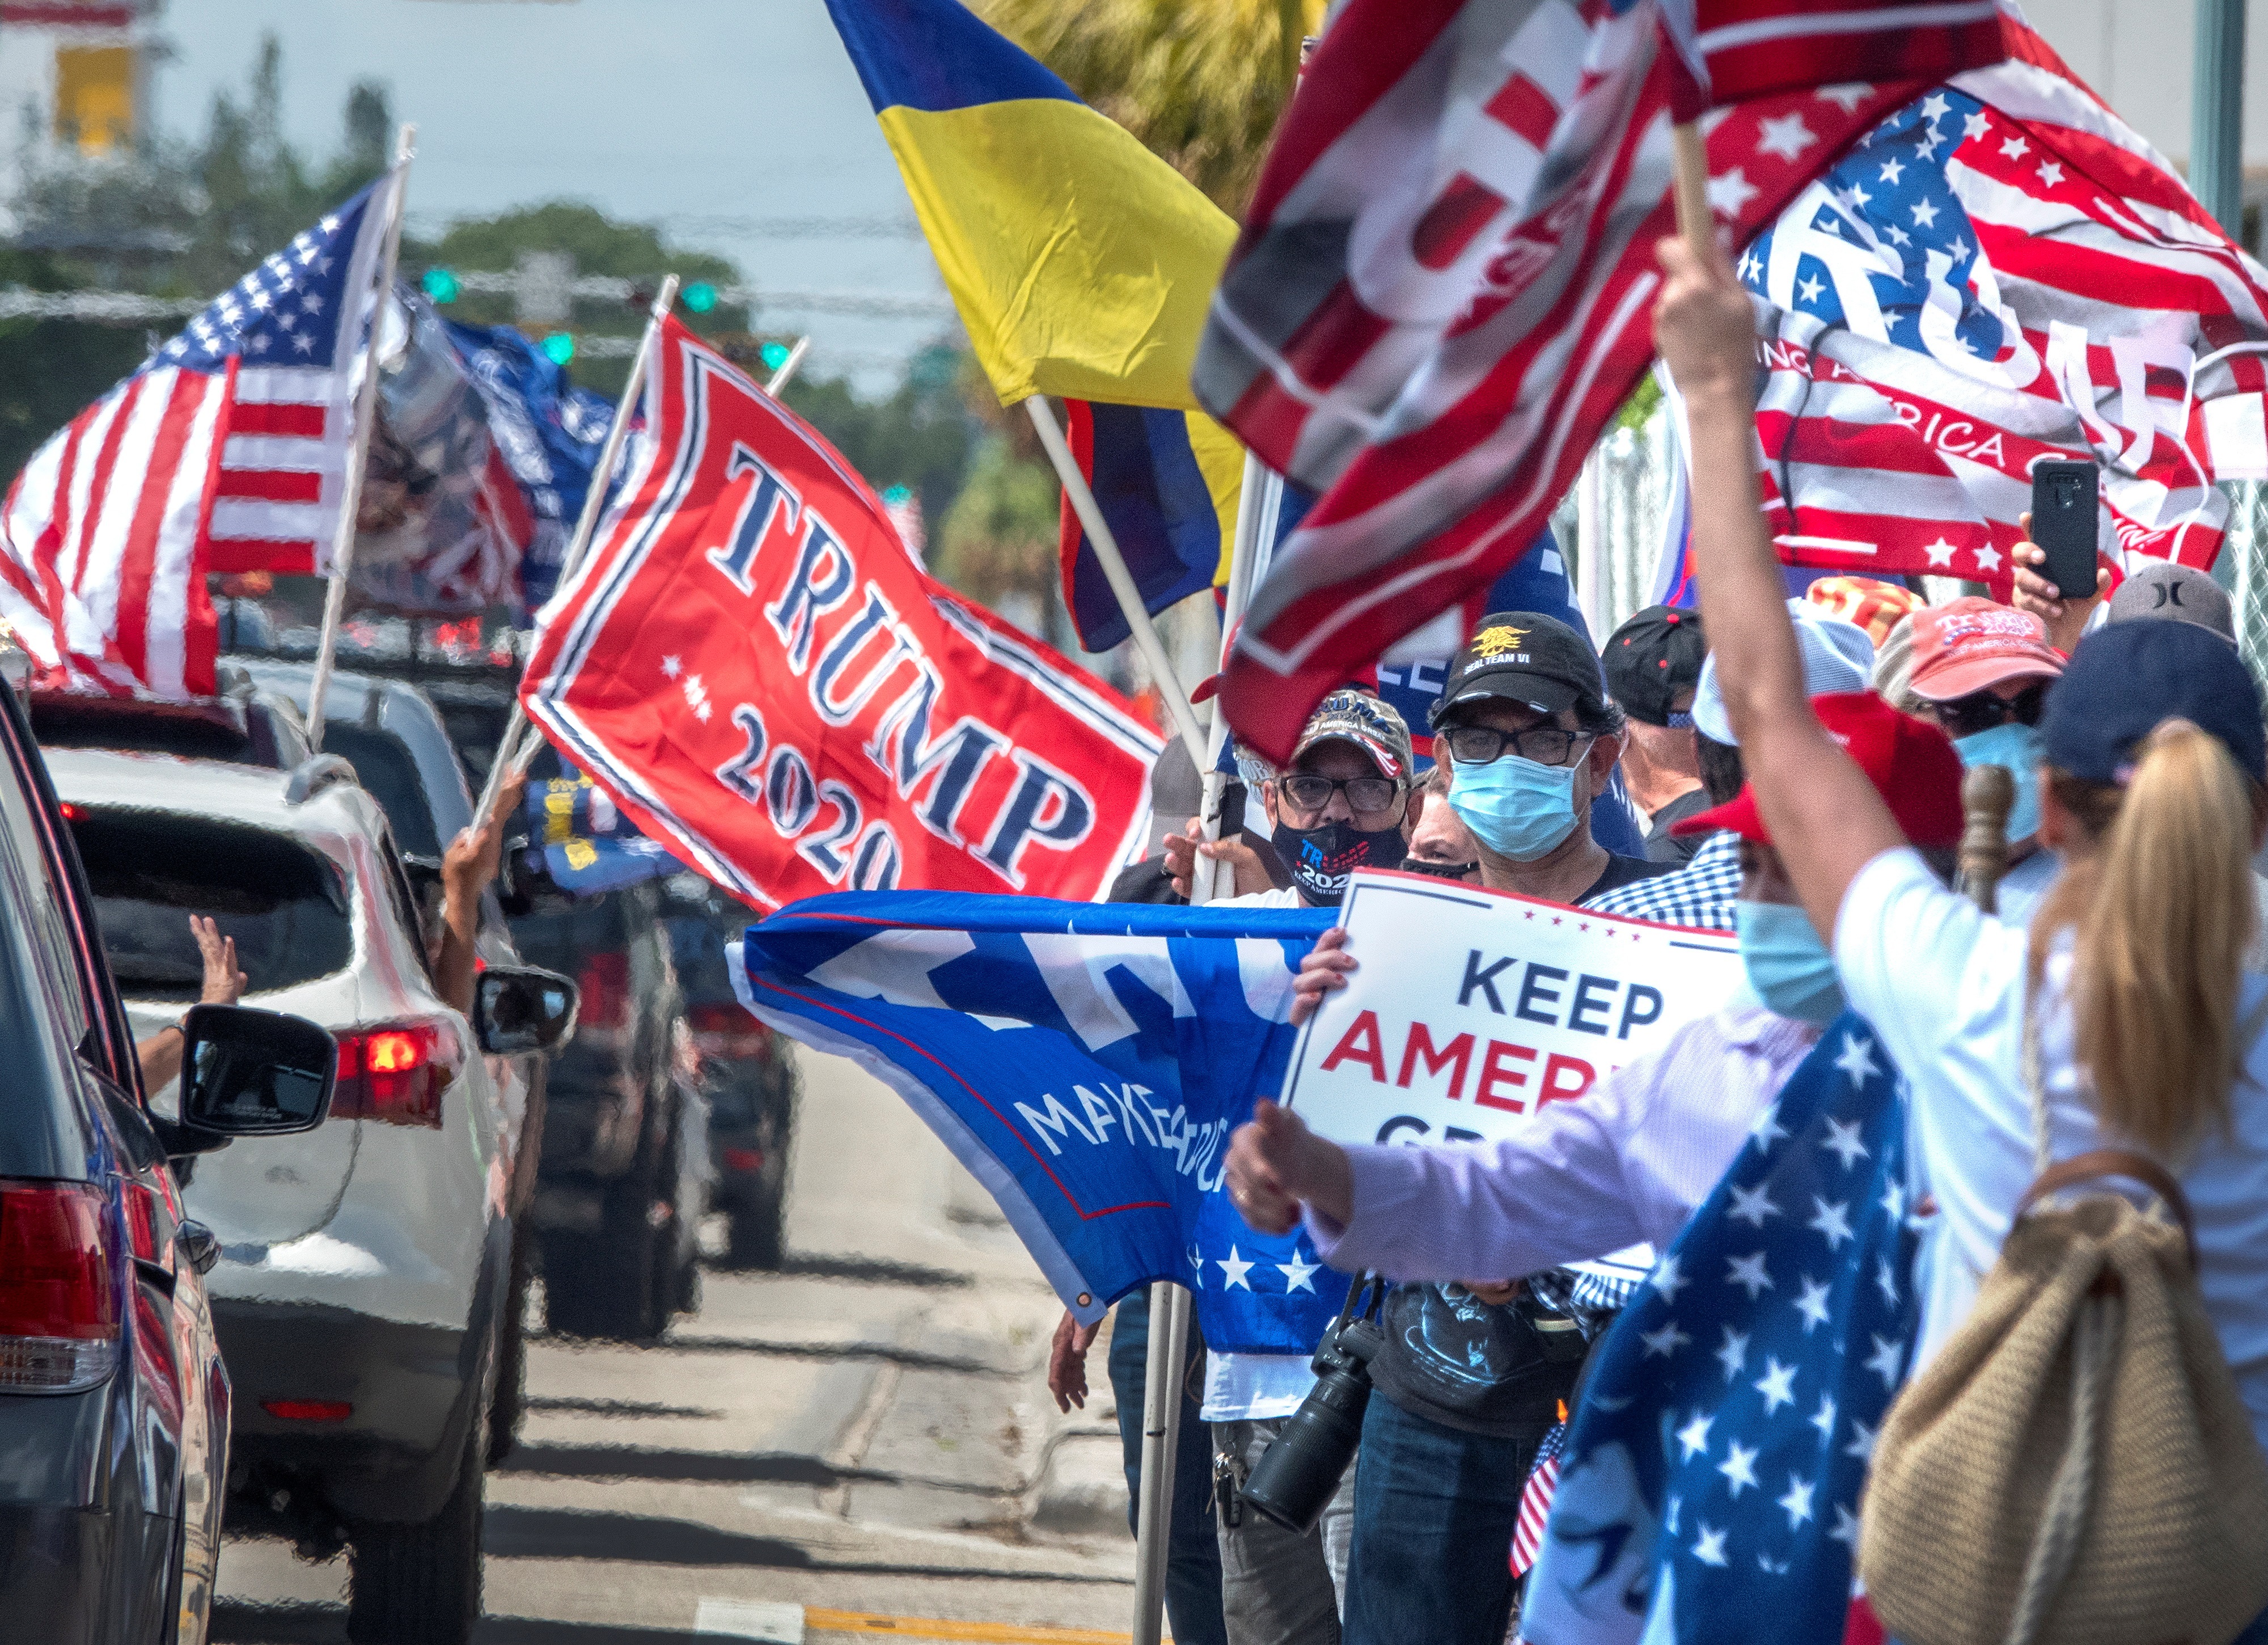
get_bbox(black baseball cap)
[1603,605,1706,726]
[1432,612,1607,729]
[2042,619,2265,785]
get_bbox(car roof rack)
[284,753,358,805]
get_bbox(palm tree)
[975,0,1327,215]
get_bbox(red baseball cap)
[1672,691,1966,848]
[1905,596,2063,703]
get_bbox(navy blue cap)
[2042,619,2266,785]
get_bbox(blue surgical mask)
[1448,753,1583,862]
[1953,723,2045,842]
[1735,900,1847,1024]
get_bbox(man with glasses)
[1288,614,1669,1645]
[1901,597,2063,923]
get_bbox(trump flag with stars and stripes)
[731,891,1352,1347]
[1516,1014,1918,1645]
[1743,22,2268,591]
[1194,0,2012,761]
[0,172,401,698]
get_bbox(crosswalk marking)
[696,1597,809,1642]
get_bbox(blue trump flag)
[731,890,1349,1346]
[446,320,615,609]
[1520,1014,1919,1645]
[521,764,686,895]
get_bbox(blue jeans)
[1342,1390,1537,1645]
[1110,1288,1228,1645]
[2235,1606,2268,1645]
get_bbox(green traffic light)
[422,267,460,304]
[760,340,791,371]
[882,485,913,506]
[541,332,575,366]
[683,281,718,314]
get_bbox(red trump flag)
[521,317,1164,909]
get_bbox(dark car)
[0,679,337,1644]
[658,873,797,1268]
[508,872,704,1339]
[28,665,312,770]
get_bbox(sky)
[150,0,957,392]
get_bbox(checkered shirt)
[1588,829,1740,932]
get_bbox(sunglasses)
[1932,680,2047,738]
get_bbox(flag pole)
[1670,122,1714,253]
[1125,456,1277,1645]
[477,273,680,823]
[764,335,812,397]
[1024,395,1211,767]
[304,124,416,754]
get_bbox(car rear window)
[321,724,441,860]
[70,810,354,1000]
[510,895,628,974]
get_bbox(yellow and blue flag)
[826,0,1245,650]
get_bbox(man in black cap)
[1427,611,1670,906]
[1324,612,1667,1645]
[1602,604,1710,864]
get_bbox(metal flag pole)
[304,125,416,754]
[1126,450,1279,1645]
[1023,396,1211,767]
[476,273,680,823]
[764,335,813,396]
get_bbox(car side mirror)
[179,1005,337,1138]
[475,966,579,1057]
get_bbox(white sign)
[1281,870,1743,1148]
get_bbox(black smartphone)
[2029,459,2100,600]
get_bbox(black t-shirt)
[1643,790,1711,865]
[1365,852,1669,1436]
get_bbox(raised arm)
[1651,236,1907,939]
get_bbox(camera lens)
[1238,1316,1381,1533]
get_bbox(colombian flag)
[826,0,1245,652]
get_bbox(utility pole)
[2193,0,2246,238]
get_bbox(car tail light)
[261,1399,352,1422]
[332,1020,462,1128]
[0,1181,119,1394]
[577,952,630,1031]
[721,1147,765,1174]
[687,1000,771,1059]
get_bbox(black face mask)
[1398,855,1479,881]
[1277,818,1406,904]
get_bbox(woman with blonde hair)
[1650,228,2268,1459]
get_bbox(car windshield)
[321,722,442,859]
[70,809,354,1000]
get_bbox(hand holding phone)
[2029,459,2100,601]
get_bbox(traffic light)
[422,267,460,304]
[760,340,791,372]
[683,281,718,314]
[541,332,576,366]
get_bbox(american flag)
[1514,1017,1918,1645]
[0,173,400,697]
[1510,1420,1568,1578]
[1745,23,2268,590]
[1191,0,2011,763]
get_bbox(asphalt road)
[208,1043,1141,1644]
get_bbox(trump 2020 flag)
[521,315,1163,910]
[731,890,1350,1344]
[1517,1015,1918,1645]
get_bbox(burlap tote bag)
[1860,1003,2268,1645]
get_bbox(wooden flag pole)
[1670,122,1715,253]
[477,274,680,824]
[305,124,416,754]
[1024,395,1211,767]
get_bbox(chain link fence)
[2221,480,2268,686]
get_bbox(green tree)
[933,425,1061,614]
[0,249,147,484]
[975,0,1326,213]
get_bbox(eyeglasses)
[1441,723,1593,768]
[1932,681,2047,738]
[1279,773,1406,814]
